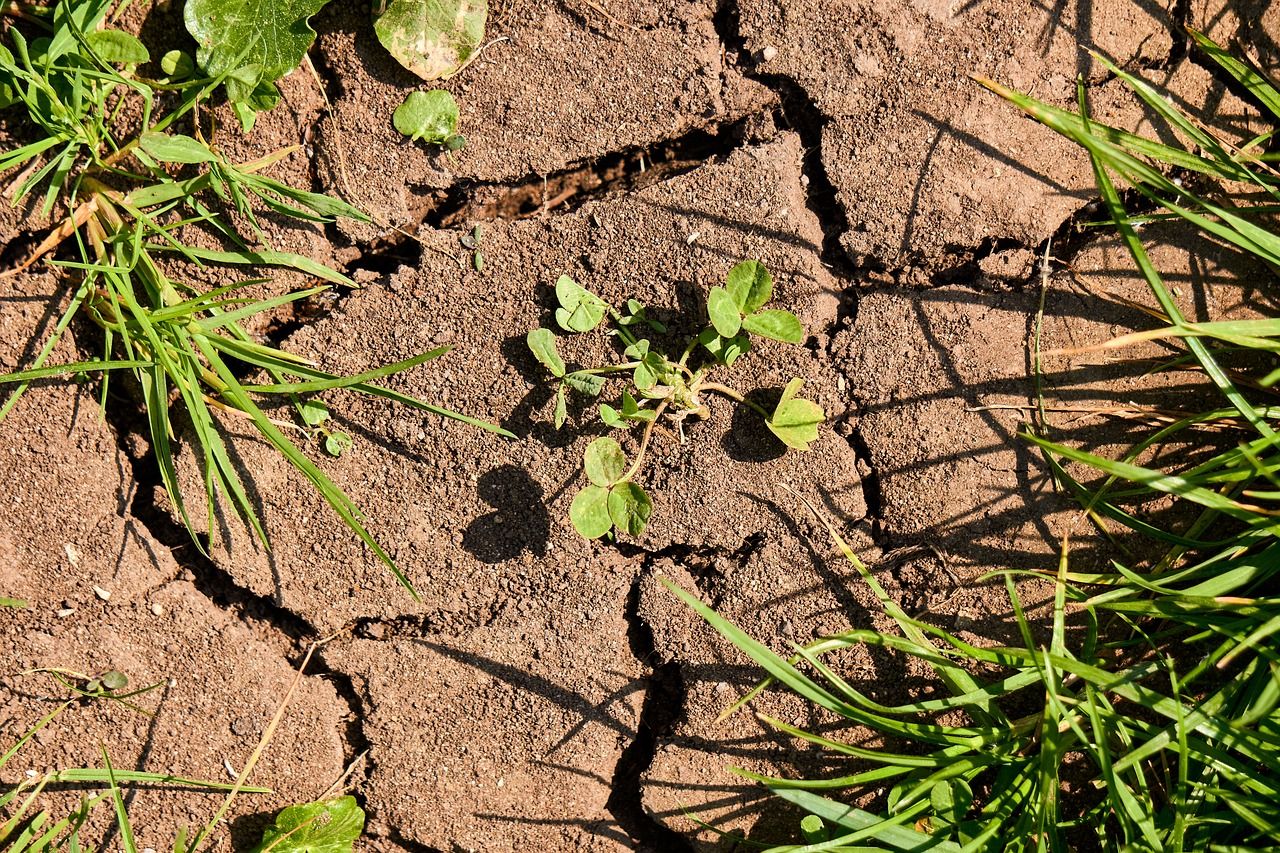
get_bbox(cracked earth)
[2,0,1279,849]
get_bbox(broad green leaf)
[392,90,459,143]
[698,328,751,365]
[553,384,568,428]
[599,404,627,429]
[85,30,149,65]
[184,0,329,101]
[526,328,565,377]
[252,796,365,853]
[633,359,657,391]
[324,431,353,457]
[563,371,605,396]
[742,309,804,344]
[707,285,742,338]
[554,275,606,333]
[138,132,217,165]
[767,378,823,451]
[607,482,651,536]
[299,400,330,427]
[725,260,773,314]
[373,0,488,81]
[0,597,26,608]
[161,49,195,78]
[570,485,612,539]
[584,437,626,487]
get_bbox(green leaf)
[324,431,353,457]
[526,328,565,377]
[252,796,365,853]
[99,671,128,691]
[607,482,651,537]
[742,309,804,344]
[85,30,149,65]
[563,371,605,396]
[698,328,751,365]
[584,437,626,486]
[554,275,606,333]
[184,0,329,101]
[725,260,773,314]
[553,384,568,429]
[373,0,488,81]
[767,378,823,451]
[570,485,612,539]
[633,360,656,391]
[707,285,742,338]
[599,404,627,429]
[392,90,459,143]
[0,597,26,609]
[137,132,217,165]
[161,49,195,78]
[299,400,330,427]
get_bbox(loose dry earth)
[2,0,1278,850]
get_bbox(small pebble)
[760,45,778,62]
[150,602,164,616]
[55,608,75,618]
[92,586,111,602]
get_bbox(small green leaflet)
[251,796,365,853]
[707,286,742,338]
[393,90,460,144]
[570,484,612,539]
[373,0,488,81]
[584,437,626,486]
[85,30,149,65]
[138,132,217,164]
[563,371,605,396]
[570,439,652,539]
[767,378,823,451]
[608,482,651,536]
[741,309,803,344]
[725,260,773,314]
[699,328,751,365]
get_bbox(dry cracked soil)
[2,0,1279,850]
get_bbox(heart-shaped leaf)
[707,285,742,338]
[392,89,459,143]
[373,0,488,81]
[607,482,652,536]
[251,795,365,853]
[584,437,627,486]
[570,485,612,539]
[526,328,565,377]
[741,309,804,344]
[554,275,606,333]
[766,378,823,451]
[725,260,772,314]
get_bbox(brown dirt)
[2,0,1278,850]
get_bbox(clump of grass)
[0,0,510,598]
[668,33,1280,851]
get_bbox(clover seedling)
[527,261,823,540]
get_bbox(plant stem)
[621,398,670,483]
[697,381,770,419]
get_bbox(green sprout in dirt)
[0,0,510,599]
[526,261,823,539]
[669,34,1280,853]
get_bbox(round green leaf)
[554,275,606,333]
[607,482,652,537]
[570,485,612,539]
[161,49,195,78]
[373,0,488,81]
[392,90,459,143]
[584,437,627,486]
[725,260,773,314]
[299,399,330,427]
[741,309,804,344]
[706,285,742,338]
[100,670,128,691]
[324,431,353,457]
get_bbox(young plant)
[526,261,823,539]
[0,0,510,598]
